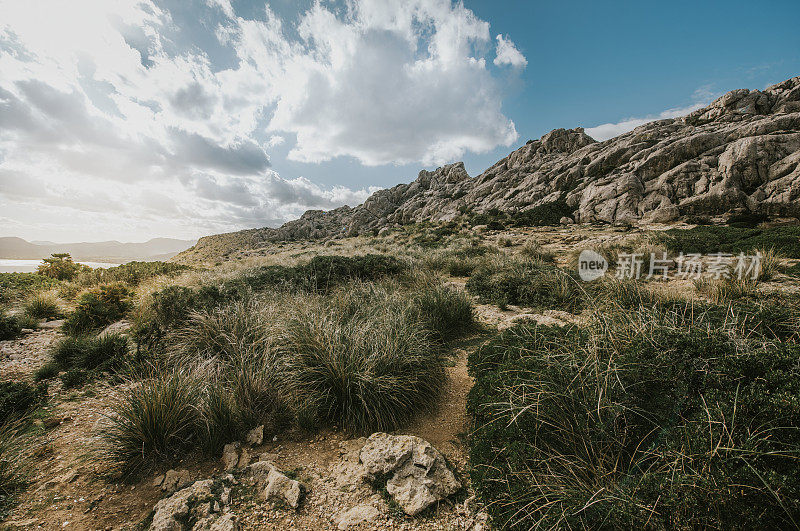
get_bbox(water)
[0,259,120,274]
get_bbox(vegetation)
[467,198,574,228]
[0,380,45,424]
[467,294,800,529]
[0,310,22,341]
[40,333,131,385]
[659,225,800,258]
[36,253,89,281]
[466,256,583,312]
[75,261,192,287]
[22,293,62,320]
[63,284,133,336]
[0,273,61,304]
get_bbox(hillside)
[0,237,196,262]
[176,76,800,263]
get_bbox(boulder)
[334,433,461,516]
[161,469,192,493]
[262,468,302,509]
[221,442,241,472]
[245,425,263,446]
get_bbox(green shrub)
[76,261,192,287]
[36,253,88,281]
[0,273,61,304]
[467,257,583,312]
[47,333,130,386]
[468,314,800,529]
[34,363,60,382]
[63,284,132,336]
[0,311,22,341]
[412,285,476,342]
[99,368,202,477]
[60,369,88,389]
[467,199,574,228]
[286,300,443,434]
[22,293,61,320]
[0,381,45,424]
[659,225,800,258]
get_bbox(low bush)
[0,311,22,341]
[468,199,575,228]
[22,293,61,320]
[659,225,800,258]
[63,284,132,336]
[75,261,192,287]
[467,257,583,312]
[0,273,61,304]
[0,380,45,424]
[468,308,800,529]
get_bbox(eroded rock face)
[332,433,461,516]
[179,77,800,262]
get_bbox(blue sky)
[0,0,798,241]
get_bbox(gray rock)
[245,425,263,446]
[221,442,240,472]
[336,503,383,529]
[334,433,461,516]
[262,468,302,509]
[161,469,192,493]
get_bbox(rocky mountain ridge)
[179,76,800,261]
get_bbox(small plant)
[520,239,555,262]
[0,421,31,517]
[46,333,130,386]
[0,380,46,424]
[753,247,783,281]
[22,293,61,320]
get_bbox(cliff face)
[180,76,800,260]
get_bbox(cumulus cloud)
[494,34,527,68]
[0,0,524,241]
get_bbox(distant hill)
[176,76,800,264]
[0,237,197,263]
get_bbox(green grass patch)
[659,225,800,258]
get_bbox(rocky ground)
[0,294,516,530]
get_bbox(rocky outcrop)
[149,478,238,531]
[177,77,800,261]
[331,433,461,516]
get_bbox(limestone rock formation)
[177,77,800,262]
[331,433,461,516]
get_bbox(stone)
[237,447,251,469]
[262,469,302,509]
[221,442,240,472]
[334,433,461,516]
[150,480,215,531]
[559,216,574,225]
[336,504,382,529]
[20,328,34,334]
[245,425,263,446]
[100,319,132,337]
[161,469,192,493]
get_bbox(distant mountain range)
[0,237,197,263]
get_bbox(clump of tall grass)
[519,239,555,263]
[468,305,800,529]
[0,421,31,513]
[0,310,22,341]
[22,292,62,320]
[39,333,130,385]
[753,247,783,281]
[285,290,443,434]
[412,284,477,342]
[99,367,202,477]
[694,275,759,303]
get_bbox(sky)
[0,0,798,243]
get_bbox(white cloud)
[0,0,523,240]
[584,101,713,142]
[494,34,527,68]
